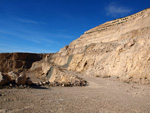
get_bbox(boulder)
[8,71,19,81]
[46,66,87,86]
[15,74,27,85]
[0,72,10,86]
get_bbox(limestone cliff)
[32,8,150,84]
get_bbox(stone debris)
[0,70,87,88]
[0,71,34,88]
[48,78,87,87]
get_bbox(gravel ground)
[0,76,150,113]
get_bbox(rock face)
[30,8,150,84]
[0,53,45,73]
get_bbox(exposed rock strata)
[0,53,45,73]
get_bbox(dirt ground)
[0,76,150,113]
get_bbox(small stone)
[9,84,13,87]
[19,85,24,89]
[35,83,39,86]
[23,85,27,88]
[39,82,43,86]
[62,83,65,87]
[42,81,46,85]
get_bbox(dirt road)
[0,76,150,113]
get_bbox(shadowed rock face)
[0,53,45,73]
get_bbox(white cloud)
[0,29,68,53]
[15,18,38,24]
[0,29,62,45]
[7,15,46,25]
[106,3,132,17]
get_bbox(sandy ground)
[0,76,150,113]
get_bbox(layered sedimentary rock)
[31,8,150,84]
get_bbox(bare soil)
[0,76,150,113]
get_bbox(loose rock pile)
[49,77,87,87]
[0,71,33,88]
[0,71,87,89]
[33,77,87,87]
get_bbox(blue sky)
[0,0,150,53]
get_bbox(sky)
[0,0,150,53]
